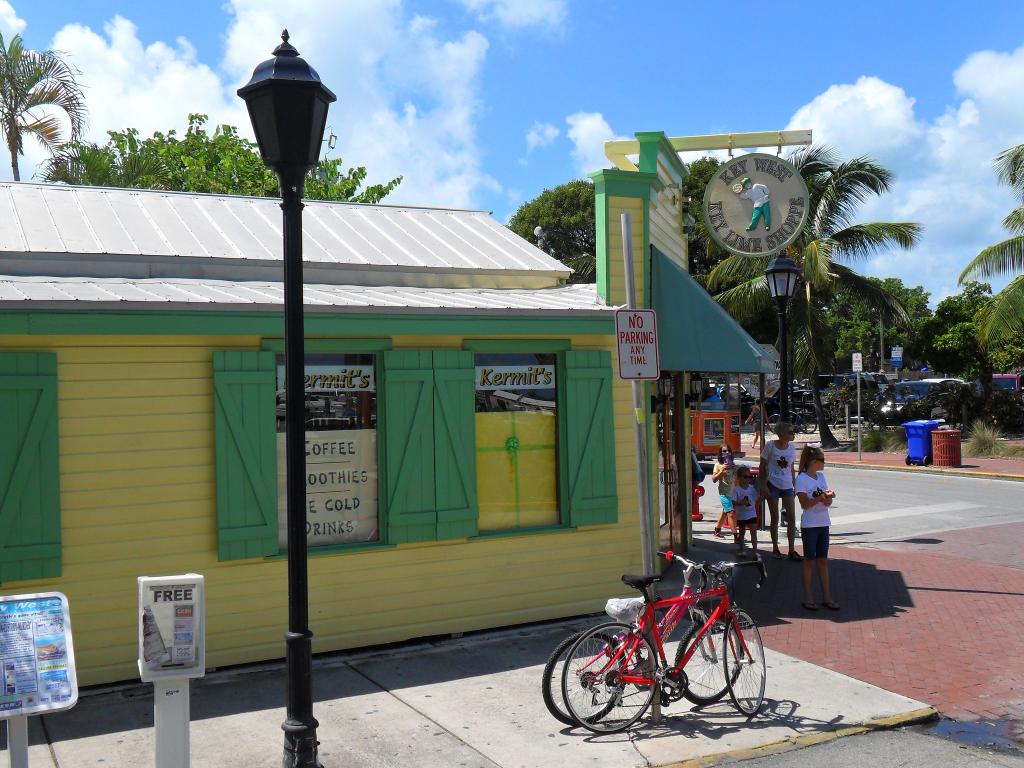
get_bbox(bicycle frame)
[606,585,753,688]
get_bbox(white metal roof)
[0,183,570,286]
[0,275,610,314]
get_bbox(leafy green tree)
[708,146,921,447]
[960,143,1024,343]
[919,282,992,379]
[827,278,931,370]
[508,180,595,283]
[0,32,86,181]
[44,114,401,203]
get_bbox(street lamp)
[238,30,336,768]
[764,254,801,422]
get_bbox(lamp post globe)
[764,254,801,423]
[237,31,334,768]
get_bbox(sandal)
[801,602,818,611]
[772,550,785,560]
[713,528,724,538]
[823,601,841,611]
[788,552,803,562]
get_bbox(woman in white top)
[795,445,839,611]
[758,421,800,561]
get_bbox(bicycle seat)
[621,573,662,591]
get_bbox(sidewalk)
[2,615,933,767]
[738,432,1024,480]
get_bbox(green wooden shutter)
[381,351,436,543]
[213,351,278,561]
[432,351,478,540]
[562,350,618,526]
[0,352,61,582]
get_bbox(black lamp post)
[765,254,801,422]
[238,30,336,768]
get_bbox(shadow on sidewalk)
[674,536,915,629]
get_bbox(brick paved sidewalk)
[698,523,1024,741]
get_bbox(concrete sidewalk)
[4,619,934,768]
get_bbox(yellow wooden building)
[0,131,771,686]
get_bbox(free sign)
[615,309,660,380]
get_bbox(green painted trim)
[635,131,687,185]
[473,524,575,540]
[589,168,663,200]
[643,200,651,309]
[261,338,393,353]
[266,541,397,559]
[463,339,571,353]
[0,311,612,337]
[595,185,609,302]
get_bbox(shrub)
[860,430,884,452]
[989,391,1024,433]
[964,420,1005,458]
[882,430,908,452]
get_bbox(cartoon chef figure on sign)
[732,176,771,232]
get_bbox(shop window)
[275,353,378,548]
[474,353,559,531]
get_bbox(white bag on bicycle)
[604,597,644,623]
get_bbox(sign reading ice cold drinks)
[703,153,809,257]
[615,309,660,380]
[0,592,78,718]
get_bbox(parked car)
[878,378,966,424]
[993,373,1023,393]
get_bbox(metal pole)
[7,716,28,768]
[857,374,862,461]
[845,404,850,440]
[777,302,790,422]
[279,175,320,768]
[880,318,885,373]
[154,679,190,768]
[621,213,655,577]
[621,212,659,724]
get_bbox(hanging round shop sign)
[702,152,809,257]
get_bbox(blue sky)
[5,0,1024,302]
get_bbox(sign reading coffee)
[702,152,809,257]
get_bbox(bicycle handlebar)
[658,550,767,590]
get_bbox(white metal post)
[154,679,190,768]
[620,213,655,577]
[621,212,660,723]
[857,375,862,461]
[6,716,28,768]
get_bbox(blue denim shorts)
[801,526,830,559]
[767,482,794,499]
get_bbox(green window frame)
[0,351,62,582]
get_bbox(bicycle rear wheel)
[722,609,766,717]
[540,630,585,725]
[561,622,656,734]
[676,618,729,705]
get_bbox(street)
[695,463,1024,760]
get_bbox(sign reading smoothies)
[276,355,379,548]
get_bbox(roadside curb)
[824,460,1024,482]
[658,706,939,767]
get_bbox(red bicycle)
[561,551,767,733]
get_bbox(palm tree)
[0,33,86,181]
[42,142,170,189]
[708,146,921,447]
[959,143,1024,342]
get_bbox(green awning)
[651,248,776,374]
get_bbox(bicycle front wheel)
[722,609,766,717]
[677,618,729,705]
[561,622,656,734]
[540,629,585,725]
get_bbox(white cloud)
[784,60,1024,302]
[0,1,25,38]
[525,121,558,152]
[786,76,921,157]
[2,1,500,208]
[565,111,623,177]
[457,0,566,29]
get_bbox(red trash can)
[932,428,962,467]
